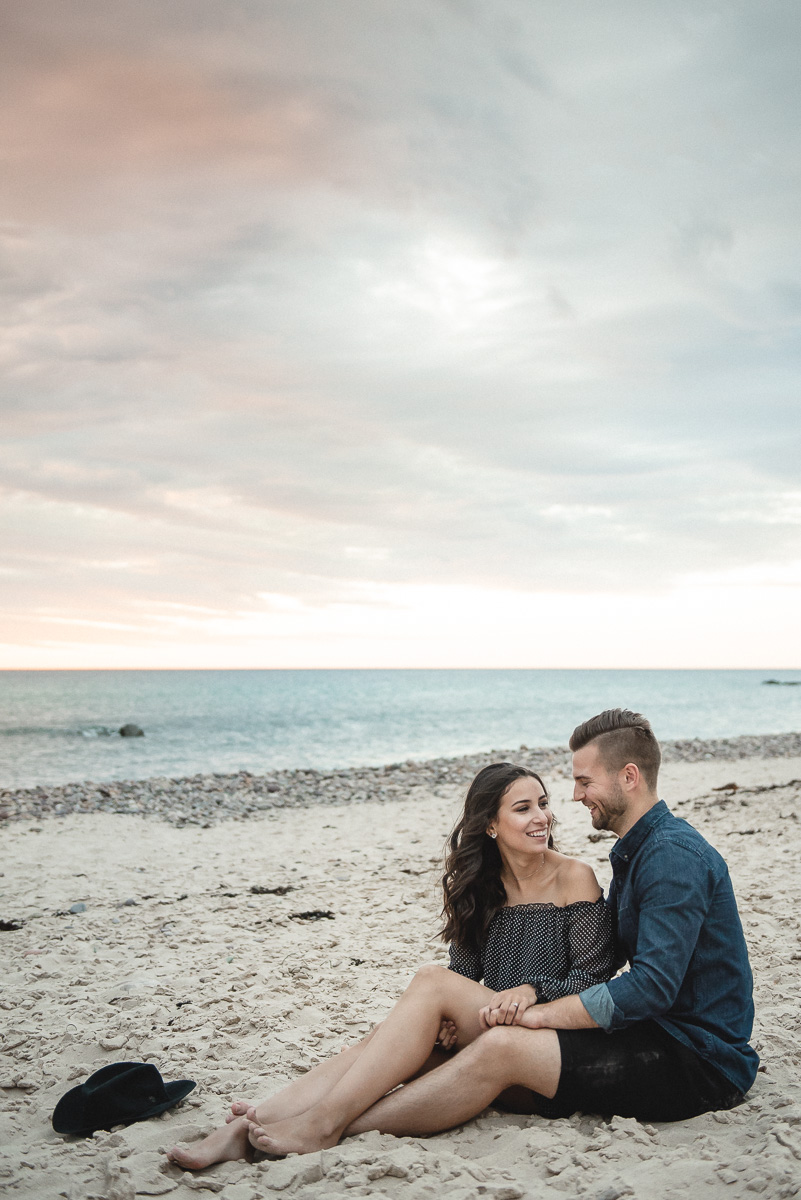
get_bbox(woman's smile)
[489,776,554,854]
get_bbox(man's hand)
[516,994,599,1031]
[478,984,538,1030]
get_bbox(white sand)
[2,753,800,1199]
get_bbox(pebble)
[100,1035,128,1051]
[2,732,800,828]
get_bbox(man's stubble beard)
[594,778,628,834]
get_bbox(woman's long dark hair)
[440,763,552,954]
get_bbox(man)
[531,707,759,1120]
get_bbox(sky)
[1,0,800,669]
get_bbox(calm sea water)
[1,669,800,790]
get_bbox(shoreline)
[2,728,801,827]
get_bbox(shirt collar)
[610,798,669,862]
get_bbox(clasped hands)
[478,983,538,1030]
[436,984,539,1050]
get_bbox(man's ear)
[621,762,640,790]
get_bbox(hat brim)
[53,1078,196,1136]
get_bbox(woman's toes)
[166,1146,193,1167]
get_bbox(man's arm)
[482,992,599,1030]
[522,994,599,1029]
[579,842,716,1031]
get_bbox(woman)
[168,763,612,1167]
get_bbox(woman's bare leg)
[170,1037,376,1169]
[226,1032,451,1126]
[170,968,488,1169]
[227,1023,455,1124]
[246,965,493,1155]
[227,1027,380,1125]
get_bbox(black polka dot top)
[448,898,614,1000]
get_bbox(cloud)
[1,0,800,665]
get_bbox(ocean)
[2,668,800,790]
[0,667,796,787]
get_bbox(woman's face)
[488,776,552,856]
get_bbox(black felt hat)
[52,1061,196,1136]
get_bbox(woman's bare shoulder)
[552,854,603,903]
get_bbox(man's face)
[572,742,629,834]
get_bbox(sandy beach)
[2,736,800,1200]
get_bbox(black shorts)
[541,1021,744,1123]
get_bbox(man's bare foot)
[244,1109,341,1158]
[167,1116,251,1170]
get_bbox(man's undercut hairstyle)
[569,708,661,791]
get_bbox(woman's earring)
[488,831,497,839]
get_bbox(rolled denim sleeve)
[579,982,616,1028]
[602,840,715,1029]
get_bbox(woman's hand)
[479,983,538,1030]
[436,1018,458,1051]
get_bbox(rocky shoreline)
[2,729,800,827]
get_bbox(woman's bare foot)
[167,1115,251,1170]
[225,1100,252,1124]
[245,1109,341,1158]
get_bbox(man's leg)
[344,1024,561,1137]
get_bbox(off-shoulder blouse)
[448,898,614,1001]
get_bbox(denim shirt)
[580,800,759,1096]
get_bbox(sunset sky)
[2,0,800,669]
